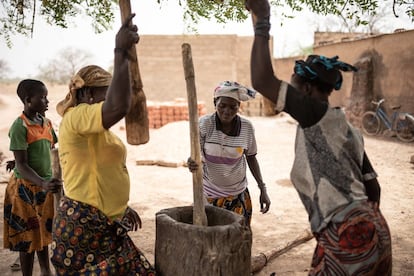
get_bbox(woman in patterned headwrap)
[246,0,392,275]
[50,14,155,275]
[187,81,271,226]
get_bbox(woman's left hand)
[259,187,271,213]
[123,206,142,231]
[6,160,15,172]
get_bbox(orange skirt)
[207,188,252,226]
[3,174,55,253]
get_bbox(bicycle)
[361,99,414,142]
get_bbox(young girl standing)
[4,79,62,276]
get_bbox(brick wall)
[147,99,206,129]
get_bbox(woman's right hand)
[41,178,63,194]
[115,13,140,54]
[123,207,142,232]
[187,157,199,173]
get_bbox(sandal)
[10,257,21,271]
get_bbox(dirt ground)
[0,83,413,275]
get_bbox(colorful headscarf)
[214,81,256,102]
[56,65,112,116]
[294,55,358,91]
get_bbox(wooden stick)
[182,43,207,226]
[119,0,149,145]
[251,229,314,274]
[51,148,62,213]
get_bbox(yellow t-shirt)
[58,102,130,219]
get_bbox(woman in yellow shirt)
[51,14,155,275]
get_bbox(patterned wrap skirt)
[51,196,156,276]
[207,188,252,226]
[310,201,392,276]
[3,174,54,253]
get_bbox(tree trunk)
[155,205,252,276]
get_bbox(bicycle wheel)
[395,115,414,142]
[361,111,381,135]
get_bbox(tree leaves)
[0,0,413,47]
[0,0,117,47]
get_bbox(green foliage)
[1,0,413,46]
[163,0,412,32]
[284,0,379,17]
[395,0,414,19]
[158,0,282,32]
[0,0,117,47]
[183,0,248,24]
[40,0,116,31]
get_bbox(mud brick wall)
[241,93,264,117]
[137,35,270,114]
[136,31,413,121]
[272,30,414,114]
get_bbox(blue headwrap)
[294,55,358,91]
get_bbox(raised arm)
[246,0,281,104]
[102,14,140,129]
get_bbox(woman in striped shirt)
[188,81,271,226]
